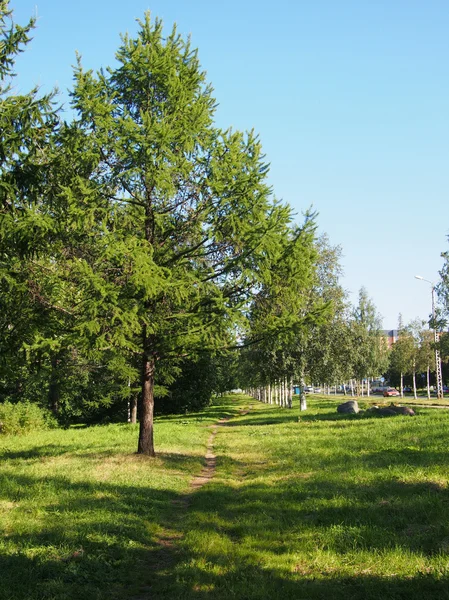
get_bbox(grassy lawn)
[0,399,236,600]
[311,392,449,408]
[2,395,449,598]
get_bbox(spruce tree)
[0,1,59,402]
[67,14,295,455]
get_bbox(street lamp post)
[415,275,444,400]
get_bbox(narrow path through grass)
[2,395,449,599]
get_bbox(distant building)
[382,329,398,348]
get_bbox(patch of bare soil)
[132,410,249,598]
[189,418,228,490]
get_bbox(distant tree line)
[0,3,328,454]
[2,2,448,454]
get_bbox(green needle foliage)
[0,1,61,409]
[57,13,303,455]
[1,4,347,446]
[0,1,58,256]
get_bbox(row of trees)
[0,4,331,454]
[243,291,449,408]
[240,279,391,408]
[388,318,436,398]
[3,2,448,454]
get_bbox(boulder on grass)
[367,404,415,417]
[377,407,399,416]
[337,400,359,414]
[388,404,415,416]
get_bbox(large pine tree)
[64,14,296,455]
[0,1,59,404]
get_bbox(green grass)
[2,395,449,599]
[0,398,236,600]
[310,392,449,408]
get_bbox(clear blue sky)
[11,0,449,328]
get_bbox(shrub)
[0,401,57,435]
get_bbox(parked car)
[403,386,412,393]
[432,386,449,395]
[304,386,314,393]
[383,387,400,397]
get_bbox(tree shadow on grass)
[3,544,449,600]
[0,443,83,460]
[226,412,299,427]
[155,408,238,423]
[149,560,449,600]
[224,401,385,427]
[2,456,449,599]
[155,396,247,424]
[227,409,392,426]
[156,472,449,600]
[0,468,190,600]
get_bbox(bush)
[0,401,57,435]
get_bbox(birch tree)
[351,288,389,391]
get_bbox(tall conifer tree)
[67,14,295,455]
[0,1,59,401]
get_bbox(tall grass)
[0,401,56,435]
[1,395,449,599]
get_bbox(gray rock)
[366,404,415,417]
[388,404,415,416]
[337,400,359,414]
[377,407,399,416]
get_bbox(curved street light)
[414,275,443,399]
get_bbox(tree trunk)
[137,355,155,456]
[48,353,61,415]
[129,393,138,424]
[413,363,417,399]
[299,375,307,411]
[427,365,431,399]
[400,372,404,398]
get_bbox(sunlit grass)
[313,391,449,407]
[2,394,449,598]
[168,397,449,599]
[0,398,237,600]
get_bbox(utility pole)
[415,276,444,400]
[431,284,444,400]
